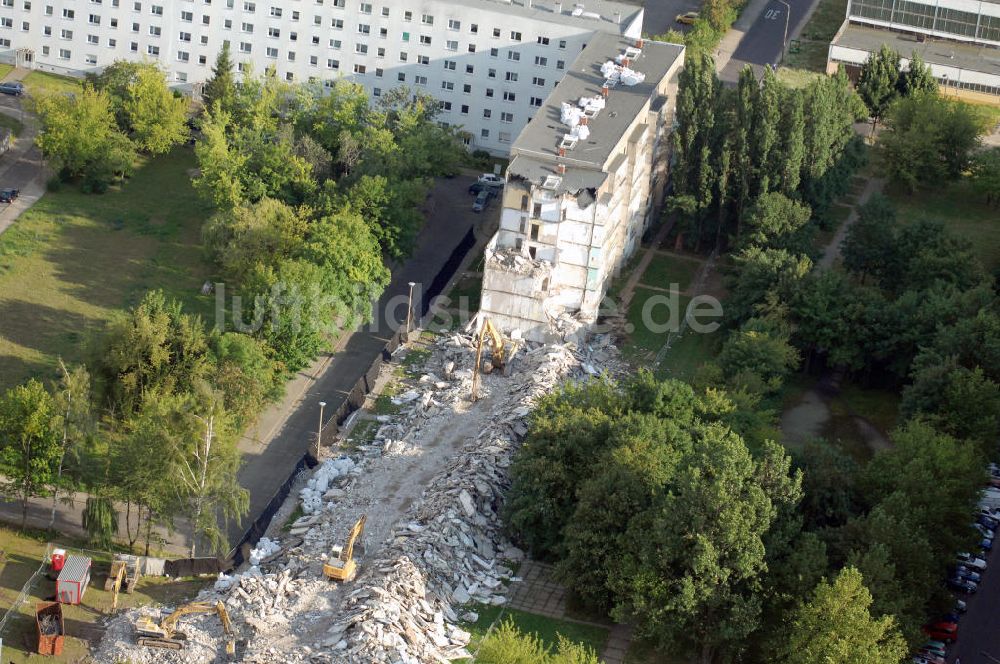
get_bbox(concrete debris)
[94,332,624,664]
[249,538,282,567]
[39,614,60,636]
[486,246,553,277]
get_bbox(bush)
[46,175,63,192]
[476,620,601,664]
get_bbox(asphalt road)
[949,541,1000,664]
[226,175,484,546]
[721,0,815,80]
[641,0,701,36]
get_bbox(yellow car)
[675,11,700,24]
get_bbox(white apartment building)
[0,0,644,154]
[479,32,684,342]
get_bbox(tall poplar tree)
[857,44,901,135]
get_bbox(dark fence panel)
[422,227,476,316]
[164,557,229,577]
[227,454,310,568]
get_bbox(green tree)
[775,567,907,664]
[793,441,860,530]
[742,192,812,251]
[82,495,119,549]
[98,290,214,416]
[243,258,334,372]
[841,194,897,282]
[751,67,782,196]
[880,95,984,190]
[201,42,237,117]
[718,309,800,394]
[32,88,137,184]
[897,52,937,97]
[212,333,282,429]
[166,385,248,556]
[857,44,901,134]
[193,105,246,209]
[49,361,92,529]
[0,380,61,528]
[726,246,812,325]
[970,146,1000,208]
[121,64,189,154]
[902,360,1000,447]
[202,197,308,284]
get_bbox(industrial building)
[0,0,644,154]
[828,0,1000,105]
[479,32,685,342]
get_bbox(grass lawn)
[884,178,1000,270]
[0,63,13,79]
[655,328,723,382]
[839,383,900,437]
[0,112,25,137]
[0,526,207,663]
[639,253,702,292]
[0,148,215,392]
[22,70,83,96]
[779,0,847,74]
[461,604,609,659]
[624,287,692,359]
[449,274,483,313]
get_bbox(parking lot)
[947,506,1000,663]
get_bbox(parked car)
[675,11,700,24]
[974,522,995,539]
[947,576,977,593]
[0,81,24,97]
[955,599,968,612]
[913,653,945,664]
[979,513,1000,529]
[472,190,491,213]
[941,611,961,623]
[955,565,981,583]
[477,173,504,186]
[923,640,949,656]
[957,552,987,570]
[981,537,993,552]
[0,188,19,203]
[922,621,958,643]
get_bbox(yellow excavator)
[471,318,513,401]
[323,514,367,582]
[135,600,236,657]
[105,560,126,612]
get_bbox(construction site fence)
[225,225,476,568]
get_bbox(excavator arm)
[323,514,367,582]
[137,600,236,657]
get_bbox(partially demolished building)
[479,33,685,342]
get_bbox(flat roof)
[459,0,644,31]
[834,24,1000,77]
[508,32,684,193]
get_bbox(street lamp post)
[778,0,791,64]
[406,281,416,335]
[317,401,326,447]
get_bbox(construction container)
[56,555,91,605]
[35,601,65,656]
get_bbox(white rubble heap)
[94,332,622,664]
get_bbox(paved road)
[226,175,485,546]
[720,0,816,80]
[641,0,701,37]
[950,541,1000,663]
[0,89,47,235]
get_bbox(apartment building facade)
[479,33,685,342]
[827,0,1000,105]
[0,0,644,153]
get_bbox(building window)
[500,111,513,123]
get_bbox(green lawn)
[449,274,483,313]
[839,384,900,437]
[0,112,25,137]
[655,328,723,382]
[638,253,702,292]
[0,63,13,80]
[624,288,692,359]
[780,0,847,74]
[0,526,207,663]
[22,70,84,96]
[461,604,609,659]
[0,148,215,391]
[885,178,1000,270]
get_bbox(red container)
[50,548,66,573]
[35,601,65,656]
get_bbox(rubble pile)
[95,332,622,664]
[485,246,552,277]
[39,614,60,636]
